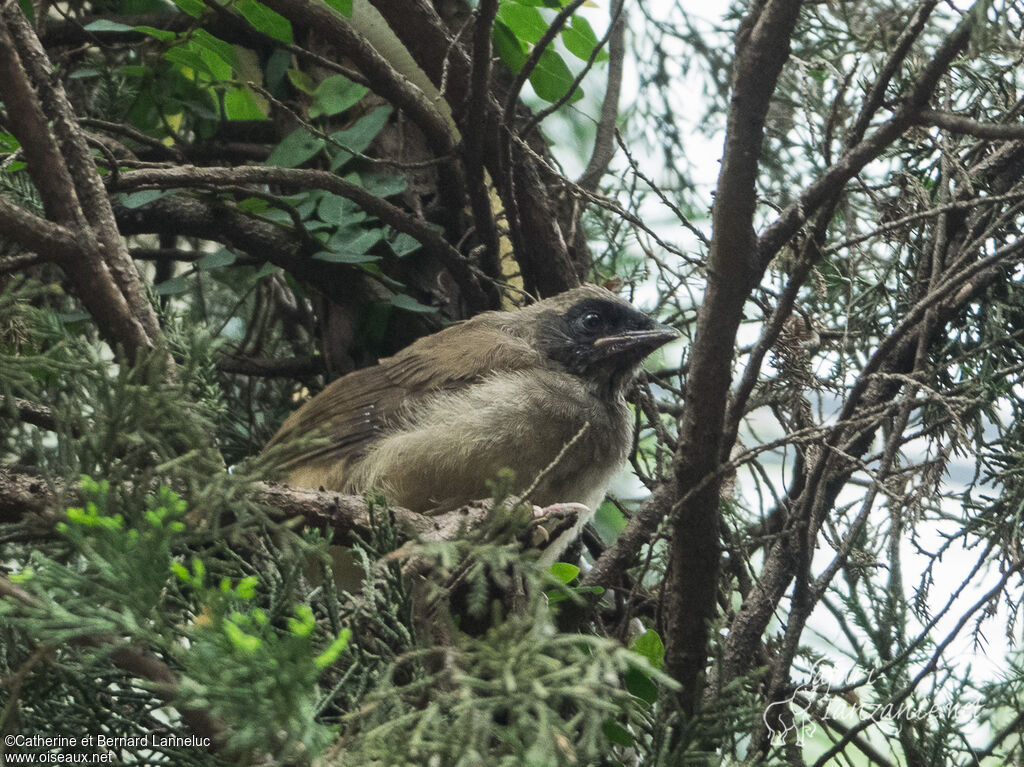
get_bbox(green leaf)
[497,3,548,44]
[237,197,269,213]
[312,250,379,264]
[390,293,437,313]
[561,16,608,62]
[493,21,527,73]
[265,48,291,92]
[387,232,421,257]
[265,128,325,168]
[624,666,658,704]
[164,45,215,78]
[314,628,352,668]
[318,194,366,226]
[133,24,178,41]
[259,208,294,224]
[286,69,317,95]
[310,75,368,118]
[331,227,383,253]
[630,629,665,670]
[359,172,406,198]
[164,35,233,81]
[235,576,258,599]
[155,275,191,295]
[293,193,321,219]
[602,720,634,747]
[530,47,582,103]
[251,261,280,280]
[224,86,268,120]
[549,562,580,584]
[315,228,384,263]
[546,584,601,605]
[328,106,392,169]
[197,248,237,269]
[322,0,352,16]
[16,0,34,22]
[190,30,235,75]
[235,0,293,42]
[120,189,168,208]
[593,500,626,543]
[169,0,206,20]
[83,19,135,32]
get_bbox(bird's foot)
[523,502,589,549]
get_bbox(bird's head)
[516,285,680,396]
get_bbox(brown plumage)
[265,285,678,540]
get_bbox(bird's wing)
[264,322,541,481]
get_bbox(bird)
[264,284,679,557]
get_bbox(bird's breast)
[343,369,634,513]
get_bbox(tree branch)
[112,165,487,307]
[577,0,626,192]
[662,0,805,717]
[0,465,489,554]
[915,107,1024,139]
[1,1,161,347]
[2,397,59,432]
[461,0,503,285]
[363,0,584,295]
[756,9,976,268]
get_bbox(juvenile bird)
[265,285,678,555]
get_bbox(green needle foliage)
[0,278,679,765]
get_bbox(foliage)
[6,0,1024,764]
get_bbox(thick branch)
[0,466,486,550]
[0,197,83,261]
[114,194,335,288]
[461,0,503,284]
[2,3,161,346]
[2,397,58,432]
[364,0,472,110]
[0,194,152,361]
[916,108,1024,139]
[664,0,804,716]
[365,0,583,294]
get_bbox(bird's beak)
[592,324,681,359]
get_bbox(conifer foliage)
[5,0,1024,765]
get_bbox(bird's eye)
[581,312,603,332]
